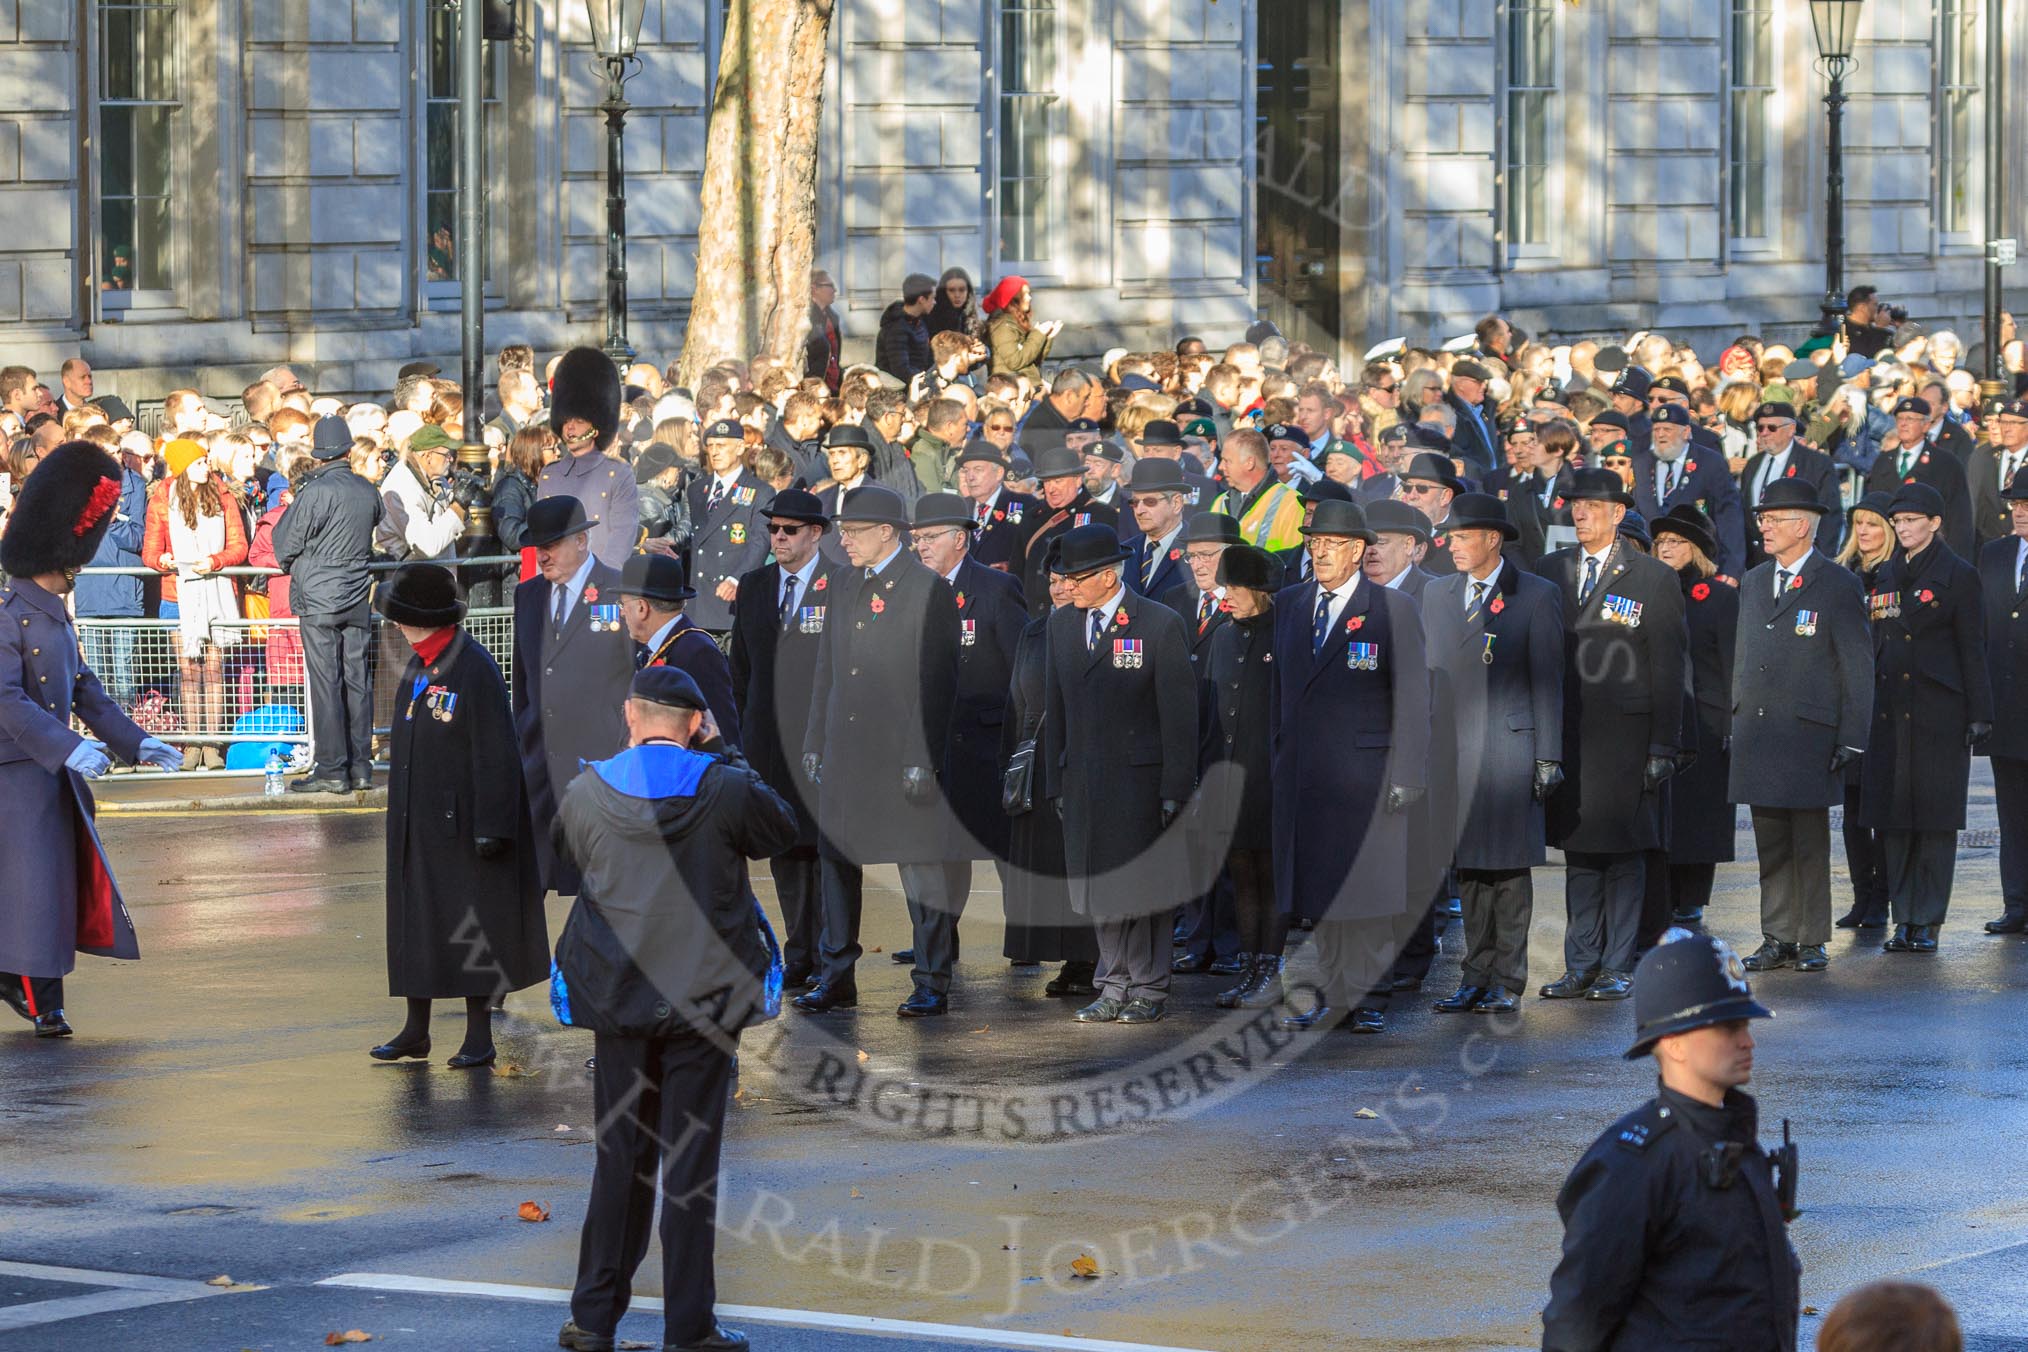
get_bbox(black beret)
[631,665,708,711]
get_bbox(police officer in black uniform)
[1543,931,1801,1352]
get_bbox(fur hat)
[548,346,622,453]
[0,441,126,578]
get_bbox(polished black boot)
[1236,954,1284,1009]
[1213,954,1257,1009]
[1044,961,1097,998]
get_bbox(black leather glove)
[1642,756,1676,791]
[1829,746,1862,774]
[1968,722,1993,749]
[474,837,508,859]
[1384,784,1424,814]
[1160,799,1180,828]
[802,753,822,786]
[901,766,933,805]
[1532,760,1564,802]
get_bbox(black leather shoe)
[1235,956,1283,1009]
[1473,985,1520,1014]
[557,1320,614,1351]
[1214,955,1258,1009]
[32,1011,72,1038]
[1742,940,1795,971]
[781,964,815,991]
[1985,913,2027,934]
[1538,970,1596,999]
[1344,1006,1386,1034]
[370,1038,430,1061]
[1208,953,1248,976]
[447,1047,496,1069]
[1444,897,1462,919]
[1074,996,1124,1023]
[0,985,29,1024]
[896,990,947,1018]
[1585,971,1634,1001]
[1280,1003,1335,1031]
[1045,962,1097,998]
[288,775,350,795]
[791,981,857,1012]
[1793,944,1828,972]
[349,774,375,792]
[1671,907,1705,925]
[1171,951,1215,974]
[669,1322,749,1352]
[1882,925,1914,953]
[1432,983,1485,1014]
[1389,975,1423,993]
[890,948,914,964]
[1908,925,1939,953]
[1118,998,1165,1024]
[1837,908,1887,929]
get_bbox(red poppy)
[1345,616,1365,633]
[1785,466,1797,478]
[1685,459,1697,473]
[1789,574,1805,591]
[955,592,967,610]
[870,595,886,614]
[1691,582,1711,601]
[1918,589,1935,603]
[1553,497,1565,509]
[1115,609,1131,627]
[813,575,828,592]
[1489,596,1505,614]
[1169,547,1182,561]
[1433,533,1448,547]
[992,509,1005,522]
[582,586,599,604]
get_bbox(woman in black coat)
[1650,508,1737,927]
[1000,546,1098,993]
[1833,493,1896,927]
[373,564,549,1068]
[1198,546,1282,1008]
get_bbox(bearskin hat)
[548,346,622,453]
[0,440,125,578]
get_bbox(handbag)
[1002,737,1038,816]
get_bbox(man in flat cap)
[618,553,739,746]
[686,417,776,634]
[1443,359,1501,475]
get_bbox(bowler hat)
[2005,469,2028,502]
[1216,544,1282,593]
[1050,523,1133,576]
[1140,419,1183,447]
[1183,512,1242,547]
[1563,466,1635,508]
[1297,477,1354,505]
[1849,490,1899,519]
[1401,451,1466,496]
[631,665,707,712]
[618,552,696,604]
[1651,504,1717,560]
[1125,458,1187,494]
[824,423,874,451]
[956,439,1008,468]
[1888,481,1947,520]
[1625,932,1771,1059]
[911,491,980,530]
[94,394,134,424]
[1365,498,1433,543]
[311,414,354,461]
[1438,492,1520,542]
[1299,499,1376,542]
[765,487,830,525]
[1752,477,1831,516]
[633,442,679,484]
[377,562,467,628]
[522,495,599,548]
[835,484,910,528]
[1031,446,1086,481]
[1651,403,1693,428]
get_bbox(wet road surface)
[5,779,2028,1351]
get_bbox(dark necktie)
[552,584,568,634]
[633,641,650,671]
[1197,592,1213,629]
[2004,451,2021,492]
[1775,567,1792,601]
[706,479,725,516]
[1088,609,1104,653]
[1579,556,1599,604]
[1661,462,1678,499]
[1467,579,1489,622]
[779,573,799,628]
[2016,545,2025,596]
[1312,588,1333,656]
[1142,543,1160,590]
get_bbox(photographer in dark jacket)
[553,665,796,1352]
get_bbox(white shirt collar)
[942,560,965,587]
[1581,542,1614,570]
[1089,584,1128,629]
[1775,548,1814,578]
[1380,566,1411,591]
[867,544,905,577]
[646,614,683,653]
[1468,559,1504,590]
[555,550,598,616]
[713,466,744,491]
[782,553,820,590]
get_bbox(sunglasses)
[766,522,810,535]
[1756,422,1792,432]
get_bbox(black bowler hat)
[1610,365,1653,401]
[1438,492,1520,542]
[618,552,696,604]
[1891,396,1932,419]
[1651,504,1717,560]
[1050,523,1133,576]
[1031,446,1086,480]
[1888,481,1947,520]
[824,423,874,451]
[1563,466,1635,508]
[1365,497,1433,544]
[1618,510,1653,548]
[94,394,134,424]
[1140,419,1183,447]
[631,664,708,712]
[1298,498,1377,542]
[1752,477,1831,516]
[1401,451,1466,496]
[1216,544,1282,593]
[377,562,466,627]
[522,495,599,548]
[311,414,354,461]
[956,438,1007,468]
[1651,403,1693,428]
[1183,512,1242,546]
[765,487,830,525]
[2004,470,2028,503]
[835,484,910,528]
[911,492,980,530]
[633,442,679,484]
[1297,477,1354,505]
[1626,932,1771,1059]
[1125,458,1187,493]
[1753,401,1799,425]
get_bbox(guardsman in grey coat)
[1864,482,1992,952]
[1978,466,2028,935]
[686,418,777,633]
[795,486,961,1017]
[510,496,633,897]
[1533,469,1688,1003]
[1424,494,1564,1014]
[0,443,182,1037]
[536,347,641,571]
[1728,478,1873,973]
[1045,525,1200,1023]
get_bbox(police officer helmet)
[1624,930,1773,1059]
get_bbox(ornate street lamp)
[586,0,647,370]
[1809,0,1865,335]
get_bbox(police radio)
[1774,1118,1801,1222]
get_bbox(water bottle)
[264,751,285,797]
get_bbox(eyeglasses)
[913,528,966,545]
[1399,483,1439,496]
[1065,566,1114,584]
[836,522,886,536]
[1182,548,1225,563]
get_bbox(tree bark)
[676,0,835,390]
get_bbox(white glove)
[1285,454,1323,485]
[65,740,112,779]
[137,737,182,772]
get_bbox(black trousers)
[1841,780,1889,921]
[769,848,822,977]
[1665,863,1715,920]
[1227,848,1286,957]
[1458,867,1532,993]
[1,973,63,1017]
[1882,829,1957,927]
[299,606,374,780]
[572,1030,735,1345]
[1563,851,1645,976]
[1636,848,1674,952]
[1990,756,2028,920]
[1388,889,1446,986]
[903,861,967,996]
[814,856,868,987]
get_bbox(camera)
[1886,304,1909,326]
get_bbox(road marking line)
[317,1272,1219,1351]
[0,1261,230,1332]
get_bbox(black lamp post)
[586,0,647,372]
[1809,0,1865,335]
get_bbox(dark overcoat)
[802,551,960,865]
[1269,577,1431,920]
[1042,591,1198,919]
[1967,445,2019,551]
[1978,535,2028,762]
[1122,529,1189,601]
[943,557,1026,859]
[511,560,633,894]
[1728,552,1873,809]
[1159,579,1229,669]
[1000,613,1095,961]
[638,613,740,749]
[684,469,776,629]
[1016,494,1119,617]
[1740,443,1843,567]
[1866,443,1976,560]
[970,488,1042,578]
[1423,564,1564,870]
[1534,542,1688,853]
[1630,450,1747,580]
[1199,607,1275,852]
[0,579,146,978]
[729,559,839,852]
[385,631,548,997]
[1860,540,1991,831]
[1670,570,1739,863]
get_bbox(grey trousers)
[1750,807,1832,945]
[1312,916,1399,1012]
[1094,912,1174,1003]
[1459,867,1533,993]
[1882,829,1957,927]
[1563,851,1646,976]
[904,861,968,995]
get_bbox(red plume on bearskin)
[75,475,121,537]
[0,440,125,577]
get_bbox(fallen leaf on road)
[850,1188,863,1199]
[856,1049,870,1063]
[517,1201,551,1222]
[970,1025,990,1033]
[870,945,883,953]
[1353,1108,1379,1119]
[1069,1253,1099,1279]
[205,1274,234,1287]
[324,1333,374,1346]
[554,1124,571,1132]
[493,1062,537,1078]
[1803,1306,1819,1316]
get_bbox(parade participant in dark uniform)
[1970,398,2028,550]
[0,441,181,1037]
[1044,524,1199,1023]
[1120,458,1192,600]
[1534,468,1687,1002]
[795,486,961,1016]
[1001,540,1099,995]
[537,347,641,570]
[1168,510,1245,974]
[1270,499,1431,1034]
[1978,467,2028,935]
[1199,545,1284,1008]
[1740,401,1843,568]
[1274,479,1355,586]
[1396,452,1465,576]
[1632,403,1746,580]
[686,418,776,633]
[1834,493,1897,928]
[1362,497,1435,596]
[954,440,1038,578]
[1606,363,1656,457]
[729,488,835,987]
[1166,512,1241,662]
[1424,494,1563,1014]
[512,496,633,896]
[1867,397,1976,559]
[1730,478,1872,972]
[373,564,547,1068]
[552,666,795,1352]
[1016,445,1118,616]
[1863,482,1991,953]
[617,553,739,744]
[1647,507,1738,929]
[1543,931,1800,1352]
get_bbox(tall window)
[997,0,1060,265]
[98,0,178,295]
[1938,0,1978,234]
[1504,0,1555,249]
[1728,0,1773,240]
[423,0,502,288]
